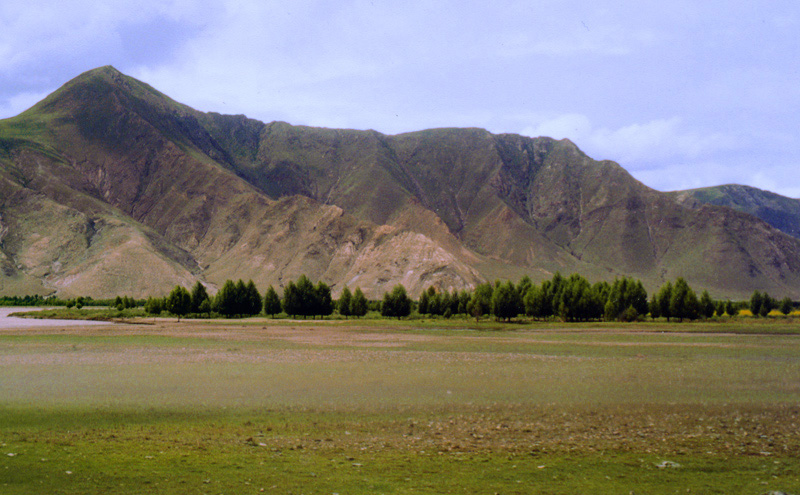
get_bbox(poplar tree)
[725,299,737,317]
[315,281,334,319]
[750,290,763,317]
[779,297,793,316]
[699,290,715,319]
[467,283,493,322]
[381,284,411,318]
[350,287,368,318]
[491,280,518,322]
[214,280,238,317]
[244,280,262,316]
[669,278,699,322]
[190,281,210,313]
[165,285,191,321]
[263,286,281,318]
[338,286,353,318]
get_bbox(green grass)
[2,320,800,493]
[2,405,799,494]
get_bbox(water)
[0,307,109,328]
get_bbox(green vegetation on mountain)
[672,184,800,239]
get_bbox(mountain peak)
[78,65,123,78]
[23,65,184,121]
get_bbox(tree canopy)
[381,284,411,318]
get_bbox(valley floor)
[1,318,799,493]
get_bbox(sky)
[2,1,799,197]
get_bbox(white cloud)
[0,0,207,73]
[631,159,800,199]
[0,91,51,118]
[522,114,738,168]
[499,24,658,58]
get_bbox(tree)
[417,289,430,315]
[669,278,699,322]
[725,299,737,317]
[165,285,191,321]
[619,305,639,322]
[467,283,493,322]
[263,285,281,318]
[516,276,533,303]
[656,282,673,322]
[338,286,353,318]
[440,291,452,317]
[350,287,368,318]
[604,277,647,321]
[381,284,411,318]
[750,290,764,317]
[295,275,316,319]
[492,280,519,321]
[779,297,793,316]
[190,281,210,314]
[282,281,300,317]
[198,298,211,315]
[593,281,611,308]
[234,280,248,315]
[699,290,715,319]
[428,289,442,316]
[315,281,334,319]
[244,280,262,316]
[457,290,471,315]
[557,274,603,322]
[214,280,239,317]
[759,292,775,317]
[144,296,164,315]
[648,294,661,319]
[543,273,566,318]
[524,285,547,320]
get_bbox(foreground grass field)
[1,317,799,493]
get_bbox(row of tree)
[146,276,370,320]
[140,274,795,322]
[457,274,650,322]
[750,290,794,317]
[416,274,650,322]
[418,274,795,322]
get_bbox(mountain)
[1,66,800,300]
[671,185,800,239]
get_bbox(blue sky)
[2,1,799,197]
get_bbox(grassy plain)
[1,317,799,494]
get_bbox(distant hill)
[671,185,800,239]
[2,66,800,299]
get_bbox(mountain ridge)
[671,184,800,239]
[2,66,800,299]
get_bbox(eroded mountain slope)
[1,66,799,299]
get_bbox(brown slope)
[0,66,480,298]
[0,161,200,298]
[206,116,800,298]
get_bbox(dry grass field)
[1,316,799,493]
